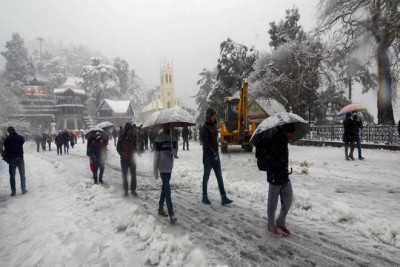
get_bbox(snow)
[104,99,131,114]
[1,139,400,266]
[53,87,86,96]
[63,77,83,88]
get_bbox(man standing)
[90,132,106,184]
[117,123,137,196]
[112,127,118,147]
[263,123,296,237]
[182,126,190,150]
[200,108,233,206]
[154,124,178,224]
[352,114,365,160]
[343,112,355,160]
[2,126,27,196]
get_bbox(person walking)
[200,108,233,206]
[2,126,27,196]
[117,123,137,196]
[63,130,70,154]
[34,134,42,152]
[263,123,296,237]
[153,124,178,224]
[41,133,47,151]
[343,112,355,160]
[55,132,64,155]
[46,134,53,151]
[352,114,365,160]
[90,132,106,184]
[143,128,149,150]
[112,127,118,146]
[182,126,190,151]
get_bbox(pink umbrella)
[339,104,367,116]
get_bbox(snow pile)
[114,207,207,267]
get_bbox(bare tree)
[318,0,399,124]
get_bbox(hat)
[206,107,216,119]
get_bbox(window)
[166,74,168,84]
[169,75,172,83]
[167,101,171,108]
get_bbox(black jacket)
[3,133,25,161]
[200,121,219,155]
[263,132,289,185]
[343,118,355,142]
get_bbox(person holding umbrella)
[200,108,233,206]
[352,114,365,160]
[343,112,355,160]
[153,123,178,224]
[251,112,310,237]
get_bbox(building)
[53,77,88,130]
[96,99,135,128]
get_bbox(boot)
[22,189,28,194]
[221,195,233,206]
[170,214,177,224]
[10,190,16,197]
[158,208,168,217]
[202,195,211,205]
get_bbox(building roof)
[53,88,86,96]
[63,77,83,88]
[97,99,133,114]
[141,100,163,113]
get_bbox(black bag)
[1,150,10,164]
[255,140,269,171]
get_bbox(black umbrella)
[250,112,310,144]
[84,127,109,141]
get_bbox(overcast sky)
[0,0,322,109]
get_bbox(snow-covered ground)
[0,139,399,266]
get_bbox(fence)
[305,125,400,145]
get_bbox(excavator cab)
[219,80,256,153]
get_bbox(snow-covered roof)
[53,88,86,96]
[98,99,132,114]
[141,100,163,113]
[254,98,286,116]
[63,77,83,88]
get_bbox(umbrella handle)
[288,167,293,175]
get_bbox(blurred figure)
[352,114,364,160]
[112,127,118,146]
[55,132,64,155]
[182,126,190,151]
[63,130,70,154]
[117,123,137,196]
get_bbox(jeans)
[159,172,174,215]
[183,139,189,150]
[202,154,226,196]
[9,157,26,192]
[355,135,362,158]
[64,142,69,154]
[93,159,104,183]
[57,145,63,155]
[267,181,293,227]
[121,160,136,192]
[345,141,355,159]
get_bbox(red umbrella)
[339,104,367,116]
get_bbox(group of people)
[0,107,310,237]
[343,112,365,160]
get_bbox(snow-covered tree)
[208,38,258,116]
[318,0,399,124]
[195,68,217,124]
[81,57,120,117]
[125,70,147,110]
[268,7,306,50]
[1,33,34,94]
[113,57,130,96]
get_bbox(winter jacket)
[200,121,219,155]
[3,132,25,161]
[153,130,177,176]
[343,118,355,143]
[352,119,363,135]
[182,127,190,140]
[55,133,64,146]
[263,131,290,185]
[117,133,136,162]
[90,138,105,162]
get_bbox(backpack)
[255,139,269,171]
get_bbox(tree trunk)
[376,40,395,125]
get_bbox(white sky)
[0,0,320,109]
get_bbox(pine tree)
[1,33,34,94]
[195,68,217,124]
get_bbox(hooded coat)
[200,108,219,155]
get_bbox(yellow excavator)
[219,80,256,153]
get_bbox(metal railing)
[304,125,400,144]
